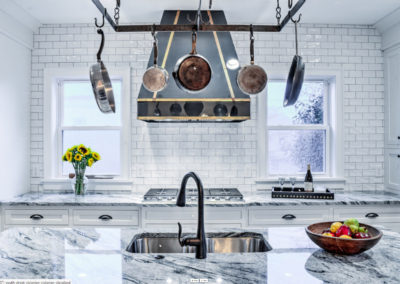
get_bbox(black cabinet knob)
[282,214,296,220]
[30,214,44,220]
[397,155,400,158]
[98,215,113,221]
[365,212,379,218]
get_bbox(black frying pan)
[284,15,305,107]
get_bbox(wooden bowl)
[306,221,383,255]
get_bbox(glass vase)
[72,164,88,195]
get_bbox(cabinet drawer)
[144,207,243,222]
[73,210,139,226]
[249,207,331,226]
[333,206,400,224]
[5,209,69,225]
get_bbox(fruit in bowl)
[321,218,372,239]
[306,219,383,255]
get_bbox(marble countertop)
[0,226,399,283]
[1,190,400,207]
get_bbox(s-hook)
[95,8,106,28]
[114,0,121,25]
[288,0,293,8]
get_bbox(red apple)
[335,225,352,237]
[354,232,371,239]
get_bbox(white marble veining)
[0,226,399,283]
[1,190,400,207]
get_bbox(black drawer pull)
[282,214,296,220]
[398,136,400,140]
[365,212,379,218]
[30,214,44,220]
[397,155,400,158]
[98,215,113,221]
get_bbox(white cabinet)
[385,46,400,146]
[384,45,400,191]
[4,208,69,226]
[334,205,400,233]
[142,207,245,230]
[248,206,332,227]
[73,209,139,227]
[385,150,400,190]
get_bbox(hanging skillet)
[143,25,169,92]
[173,30,212,93]
[89,12,115,113]
[283,14,305,107]
[237,25,268,95]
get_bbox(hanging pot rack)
[91,0,306,33]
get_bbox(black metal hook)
[96,29,105,61]
[291,13,302,24]
[151,23,156,39]
[288,0,293,8]
[95,8,106,28]
[209,0,212,9]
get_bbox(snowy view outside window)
[267,81,328,175]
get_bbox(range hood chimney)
[137,10,251,122]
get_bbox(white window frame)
[257,69,344,183]
[43,67,132,190]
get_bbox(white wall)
[30,23,384,194]
[0,13,32,198]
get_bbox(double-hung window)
[259,72,343,179]
[44,68,131,184]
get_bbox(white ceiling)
[11,0,400,26]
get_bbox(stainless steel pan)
[237,25,268,95]
[283,15,305,107]
[90,29,115,113]
[143,27,169,92]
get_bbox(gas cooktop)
[143,188,243,202]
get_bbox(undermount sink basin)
[126,232,272,254]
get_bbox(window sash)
[266,80,331,177]
[56,80,123,178]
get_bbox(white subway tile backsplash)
[29,23,384,193]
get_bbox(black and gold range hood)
[137,10,251,122]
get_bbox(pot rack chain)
[91,0,305,32]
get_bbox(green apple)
[349,224,359,234]
[359,227,368,233]
[344,218,359,228]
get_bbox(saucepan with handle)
[283,14,305,107]
[143,25,169,93]
[89,12,115,113]
[237,25,268,95]
[173,30,212,93]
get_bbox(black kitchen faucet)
[176,172,207,259]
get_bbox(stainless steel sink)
[126,232,272,254]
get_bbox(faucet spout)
[176,172,207,259]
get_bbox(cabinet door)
[334,206,400,232]
[5,209,69,226]
[385,150,400,190]
[73,209,139,226]
[248,207,331,227]
[385,47,400,146]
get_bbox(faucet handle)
[177,222,185,246]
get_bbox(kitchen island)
[0,226,399,283]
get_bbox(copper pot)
[237,25,267,95]
[173,31,212,93]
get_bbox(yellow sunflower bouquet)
[62,144,101,195]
